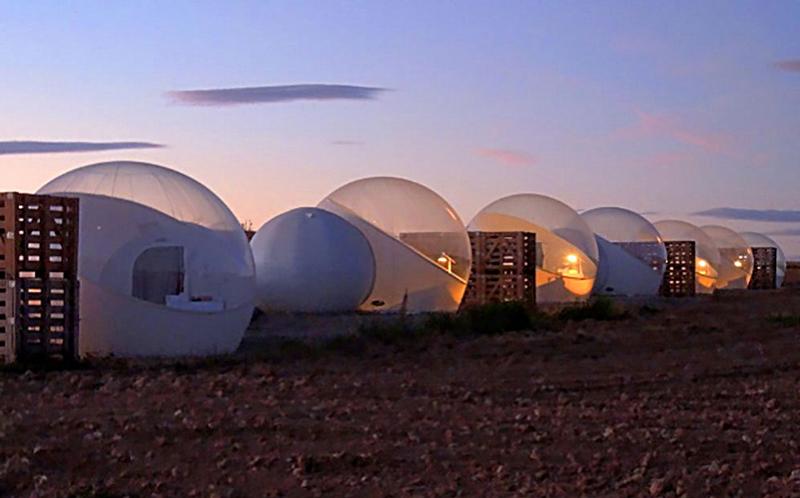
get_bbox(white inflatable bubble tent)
[251,207,375,313]
[582,207,666,296]
[469,194,598,303]
[653,220,720,294]
[700,225,754,290]
[319,177,471,312]
[38,161,255,356]
[740,232,786,287]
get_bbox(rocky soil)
[2,290,800,497]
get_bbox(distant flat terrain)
[2,290,800,497]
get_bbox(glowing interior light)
[698,259,708,268]
[437,252,454,273]
[734,260,743,268]
[557,253,583,278]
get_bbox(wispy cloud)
[331,140,364,146]
[0,140,163,156]
[637,151,694,168]
[774,59,800,73]
[475,148,537,167]
[618,110,732,154]
[692,207,800,223]
[166,84,389,106]
[765,227,800,237]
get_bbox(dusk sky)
[2,1,800,254]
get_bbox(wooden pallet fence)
[659,240,696,297]
[462,231,536,308]
[0,193,79,363]
[749,246,777,290]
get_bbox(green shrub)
[427,301,555,337]
[767,313,800,328]
[557,296,629,322]
[347,301,554,344]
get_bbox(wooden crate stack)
[659,240,696,297]
[462,231,536,308]
[748,246,777,290]
[0,193,79,364]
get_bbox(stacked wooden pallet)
[659,240,696,297]
[749,247,777,290]
[462,231,536,308]
[0,193,79,364]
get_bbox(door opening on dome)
[132,246,185,305]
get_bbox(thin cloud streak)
[331,140,364,146]
[618,110,732,154]
[638,151,694,168]
[765,227,800,237]
[0,141,164,156]
[475,148,537,167]
[692,207,800,223]
[774,59,800,72]
[166,84,389,106]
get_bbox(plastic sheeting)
[39,161,242,233]
[700,225,754,290]
[582,207,666,296]
[319,177,470,312]
[79,279,252,356]
[653,220,720,294]
[38,161,255,356]
[251,207,375,312]
[469,194,598,303]
[740,232,787,287]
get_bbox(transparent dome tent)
[740,232,787,287]
[318,177,471,312]
[653,220,720,294]
[700,225,754,290]
[581,207,666,296]
[38,161,255,356]
[251,207,375,313]
[469,194,599,303]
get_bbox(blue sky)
[2,1,800,254]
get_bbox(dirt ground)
[2,290,800,497]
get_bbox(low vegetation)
[425,301,556,337]
[347,297,634,349]
[2,298,638,372]
[556,296,630,322]
[766,313,800,328]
